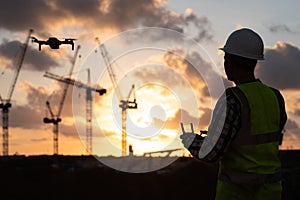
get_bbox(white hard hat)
[219,28,264,60]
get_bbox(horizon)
[0,0,299,157]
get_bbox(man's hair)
[226,53,257,72]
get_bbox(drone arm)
[31,37,37,42]
[38,41,47,51]
[31,37,46,51]
[62,39,76,50]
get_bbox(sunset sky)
[0,0,299,156]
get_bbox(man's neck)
[234,74,256,85]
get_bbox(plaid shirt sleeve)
[188,88,241,162]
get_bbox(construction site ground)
[0,150,299,200]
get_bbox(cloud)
[98,128,116,138]
[199,107,212,129]
[0,0,56,31]
[164,108,211,131]
[25,84,52,110]
[0,39,59,71]
[152,117,165,128]
[163,48,231,98]
[133,63,188,88]
[60,123,80,137]
[132,48,230,114]
[184,9,213,42]
[267,23,300,34]
[9,105,44,129]
[256,42,300,90]
[0,0,213,42]
[0,82,58,130]
[0,83,48,129]
[285,118,299,130]
[48,82,106,116]
[281,128,300,149]
[0,82,81,135]
[31,138,48,142]
[294,109,300,117]
[43,82,106,138]
[282,118,300,149]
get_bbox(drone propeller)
[64,38,76,41]
[30,36,38,42]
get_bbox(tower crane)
[95,38,137,156]
[86,69,92,155]
[43,70,106,155]
[43,45,80,155]
[0,29,34,156]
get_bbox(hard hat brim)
[219,47,264,60]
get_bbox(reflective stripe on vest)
[219,170,281,184]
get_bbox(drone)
[31,36,76,51]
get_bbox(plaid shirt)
[188,88,241,162]
[188,82,287,162]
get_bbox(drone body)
[31,36,75,51]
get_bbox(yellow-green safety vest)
[219,81,285,184]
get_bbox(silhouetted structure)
[96,38,138,156]
[44,69,106,154]
[43,46,80,155]
[0,29,33,156]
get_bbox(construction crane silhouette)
[43,45,80,155]
[43,69,106,155]
[95,38,137,156]
[0,29,33,156]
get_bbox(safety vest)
[219,80,284,184]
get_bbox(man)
[180,28,287,199]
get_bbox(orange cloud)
[0,0,213,43]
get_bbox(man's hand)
[180,123,207,158]
[180,132,196,149]
[180,123,196,149]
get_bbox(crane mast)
[44,101,61,154]
[0,29,33,156]
[44,70,106,155]
[86,69,92,155]
[120,85,137,156]
[96,38,137,156]
[44,45,80,155]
